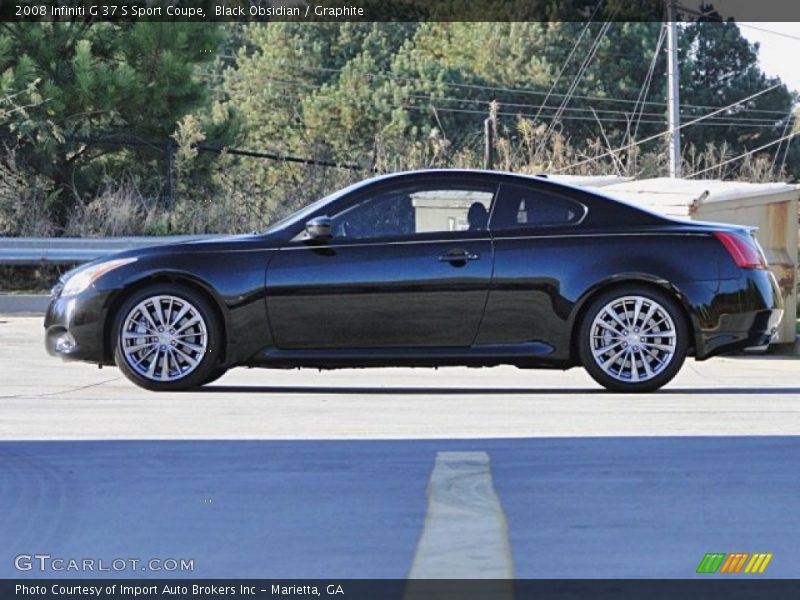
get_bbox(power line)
[252,76,787,129]
[243,59,791,116]
[771,108,794,171]
[530,11,598,124]
[555,83,784,173]
[738,23,800,43]
[535,19,614,160]
[779,123,796,173]
[41,134,369,171]
[687,129,800,178]
[241,76,786,134]
[405,93,783,124]
[398,102,784,129]
[255,76,787,126]
[627,23,667,147]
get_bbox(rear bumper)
[699,308,784,358]
[692,269,784,359]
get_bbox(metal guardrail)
[0,235,217,265]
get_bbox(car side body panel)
[265,236,493,349]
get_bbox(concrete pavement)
[0,317,798,440]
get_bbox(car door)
[475,181,588,348]
[266,177,498,349]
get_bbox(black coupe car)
[45,169,783,392]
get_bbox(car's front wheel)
[202,366,229,386]
[578,286,689,393]
[113,284,222,391]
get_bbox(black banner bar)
[2,0,800,22]
[4,580,800,600]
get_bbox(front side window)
[491,183,585,231]
[330,183,496,241]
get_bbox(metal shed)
[581,177,799,344]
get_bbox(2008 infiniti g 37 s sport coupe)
[45,169,784,393]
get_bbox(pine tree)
[0,21,231,226]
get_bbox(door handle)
[438,250,480,263]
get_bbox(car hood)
[125,231,282,256]
[59,232,281,281]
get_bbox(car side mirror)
[305,215,332,241]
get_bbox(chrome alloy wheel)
[589,295,677,383]
[120,295,208,382]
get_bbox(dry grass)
[64,176,170,237]
[0,264,74,293]
[0,146,58,237]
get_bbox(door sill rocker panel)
[248,342,569,369]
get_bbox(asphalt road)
[2,437,799,579]
[1,316,799,579]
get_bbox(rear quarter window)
[491,183,586,230]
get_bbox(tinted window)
[491,183,585,230]
[330,184,496,240]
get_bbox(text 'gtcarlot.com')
[14,553,194,573]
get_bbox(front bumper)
[44,289,113,363]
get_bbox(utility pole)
[484,100,498,170]
[483,117,494,170]
[164,140,174,210]
[666,0,682,178]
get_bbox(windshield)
[262,178,371,234]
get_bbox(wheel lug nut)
[171,341,176,346]
[633,346,639,351]
[640,337,645,343]
[634,328,639,333]
[158,327,164,332]
[160,345,166,350]
[169,329,175,334]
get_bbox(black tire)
[578,285,689,393]
[202,366,229,386]
[112,283,222,391]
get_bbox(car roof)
[369,169,680,226]
[361,168,593,194]
[368,168,544,181]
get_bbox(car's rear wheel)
[113,284,222,391]
[578,286,688,392]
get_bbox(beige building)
[410,189,492,233]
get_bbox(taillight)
[714,231,767,270]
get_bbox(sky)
[738,22,800,97]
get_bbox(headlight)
[61,257,138,297]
